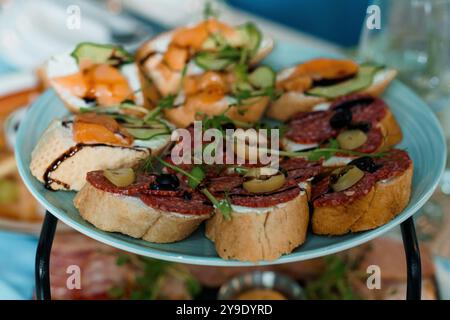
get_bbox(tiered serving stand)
[16,44,446,301]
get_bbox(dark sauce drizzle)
[43,143,147,190]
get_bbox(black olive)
[221,122,236,131]
[151,174,180,190]
[348,156,380,173]
[279,167,288,177]
[312,73,356,87]
[82,97,97,104]
[348,122,371,132]
[329,109,352,129]
[332,96,374,111]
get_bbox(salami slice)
[312,149,412,207]
[373,149,412,181]
[207,175,244,193]
[285,111,336,144]
[228,183,301,208]
[313,174,377,207]
[86,171,155,196]
[280,158,323,181]
[140,193,213,215]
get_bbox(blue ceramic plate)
[15,43,446,266]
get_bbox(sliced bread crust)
[30,120,150,191]
[205,191,309,262]
[312,163,413,235]
[74,182,211,243]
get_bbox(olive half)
[243,167,286,194]
[151,174,180,191]
[103,168,135,187]
[330,165,364,192]
[349,156,380,173]
[336,129,367,150]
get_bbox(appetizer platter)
[15,19,446,266]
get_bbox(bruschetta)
[267,58,397,121]
[311,149,413,235]
[40,43,145,113]
[205,158,322,262]
[74,169,212,243]
[30,113,171,191]
[281,94,403,167]
[136,19,275,127]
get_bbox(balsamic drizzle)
[43,143,147,190]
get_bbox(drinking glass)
[359,0,450,255]
[359,0,450,111]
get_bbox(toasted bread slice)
[74,182,210,243]
[41,52,144,113]
[205,190,309,262]
[30,120,154,191]
[267,69,397,121]
[281,108,403,167]
[312,163,413,235]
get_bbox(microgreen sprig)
[156,158,232,220]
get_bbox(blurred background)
[1,0,450,300]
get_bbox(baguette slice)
[282,107,403,167]
[30,120,152,191]
[136,27,273,96]
[205,190,309,262]
[267,69,397,121]
[41,52,144,113]
[312,163,413,235]
[74,182,210,243]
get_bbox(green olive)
[336,130,367,150]
[243,174,286,194]
[330,165,364,192]
[243,167,286,194]
[244,167,279,179]
[103,168,135,187]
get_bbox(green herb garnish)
[188,166,206,189]
[305,255,359,300]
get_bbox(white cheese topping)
[45,52,79,78]
[151,32,173,53]
[312,102,331,111]
[276,66,296,82]
[373,69,391,84]
[120,63,144,105]
[231,202,288,215]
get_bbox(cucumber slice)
[194,52,231,71]
[202,34,227,51]
[248,66,275,89]
[71,42,133,66]
[236,22,262,54]
[126,128,169,140]
[235,82,254,92]
[307,65,382,99]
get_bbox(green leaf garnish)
[188,166,206,189]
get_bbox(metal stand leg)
[35,211,58,300]
[401,216,422,300]
[33,211,422,300]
